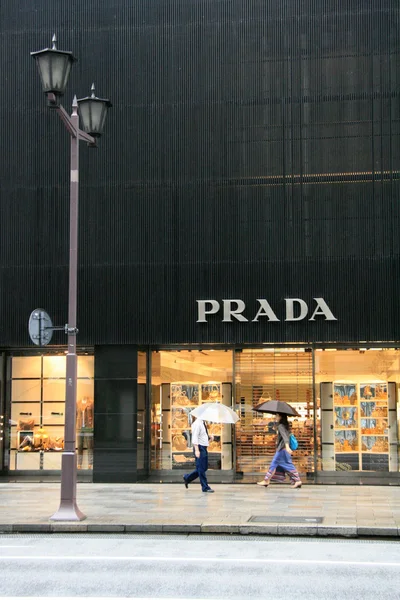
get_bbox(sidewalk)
[1,482,400,537]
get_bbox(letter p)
[196,300,220,323]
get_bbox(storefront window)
[9,353,94,471]
[235,349,315,481]
[315,349,400,473]
[151,350,233,472]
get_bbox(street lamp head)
[31,34,76,104]
[77,83,112,137]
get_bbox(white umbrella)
[191,403,239,424]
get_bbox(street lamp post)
[31,35,112,521]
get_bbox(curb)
[0,523,399,537]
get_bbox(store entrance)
[234,349,316,482]
[148,350,234,481]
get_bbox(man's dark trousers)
[184,445,210,491]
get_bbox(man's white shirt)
[191,419,209,446]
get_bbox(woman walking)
[257,413,302,488]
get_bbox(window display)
[170,383,198,469]
[332,382,389,471]
[201,383,222,455]
[9,354,94,471]
[317,349,400,474]
[150,350,233,471]
[170,382,223,470]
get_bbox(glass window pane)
[43,356,66,378]
[11,357,41,379]
[151,350,233,472]
[315,349,399,473]
[12,380,41,402]
[43,380,65,402]
[9,353,95,473]
[77,356,94,379]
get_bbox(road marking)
[0,556,399,567]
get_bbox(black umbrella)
[253,399,300,417]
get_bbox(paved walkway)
[1,482,400,537]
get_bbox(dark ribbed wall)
[0,0,399,345]
[93,346,138,483]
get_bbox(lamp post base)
[50,502,86,521]
[50,452,86,521]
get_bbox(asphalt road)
[0,533,399,599]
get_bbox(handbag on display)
[172,434,188,451]
[17,419,35,431]
[172,410,189,429]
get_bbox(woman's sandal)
[291,481,302,489]
[256,480,270,487]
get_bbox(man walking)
[183,416,214,493]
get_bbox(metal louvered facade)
[0,0,399,347]
[1,2,400,484]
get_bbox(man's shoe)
[203,488,215,493]
[183,477,188,489]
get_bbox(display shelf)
[332,382,389,470]
[170,383,200,465]
[13,448,63,452]
[322,380,397,473]
[42,400,67,403]
[170,381,224,469]
[10,401,40,403]
[334,427,358,431]
[363,400,387,403]
[171,427,190,430]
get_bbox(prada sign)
[196,298,337,323]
